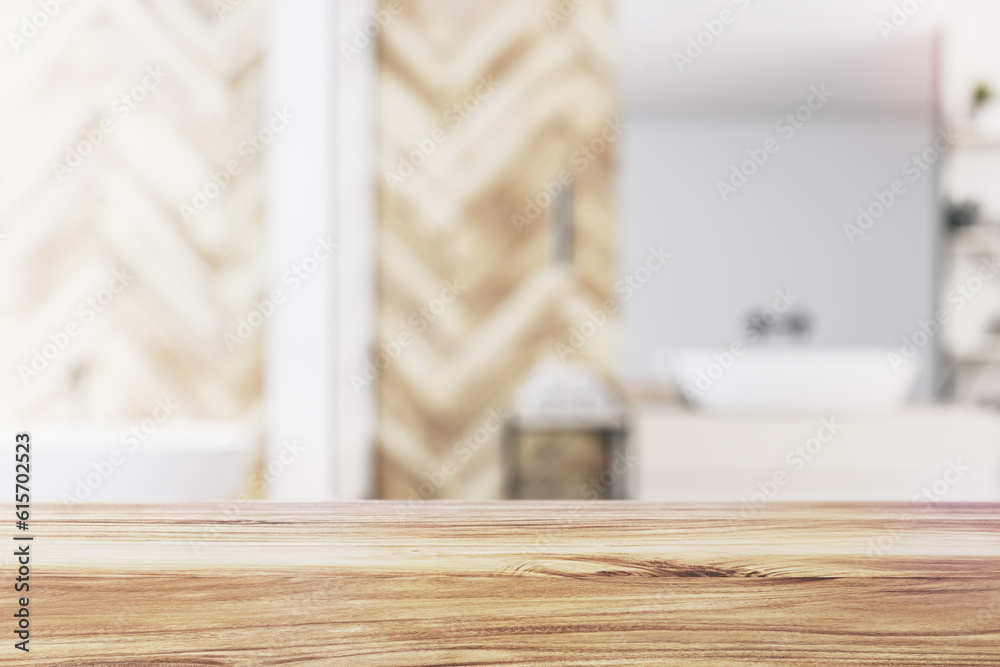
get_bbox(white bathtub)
[5,421,259,503]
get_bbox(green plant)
[972,82,993,111]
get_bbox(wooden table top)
[10,502,1000,665]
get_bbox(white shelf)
[948,337,1000,364]
[948,224,1000,255]
[952,123,1000,150]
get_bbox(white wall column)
[264,0,336,499]
[334,0,378,499]
[265,0,377,500]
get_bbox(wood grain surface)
[6,502,1000,665]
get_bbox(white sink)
[659,347,921,412]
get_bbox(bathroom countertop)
[14,502,1000,665]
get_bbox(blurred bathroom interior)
[2,0,1000,504]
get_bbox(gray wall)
[620,115,938,395]
[617,2,941,394]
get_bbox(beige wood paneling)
[0,0,265,422]
[376,0,619,499]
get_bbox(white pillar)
[263,0,335,499]
[264,0,377,500]
[334,0,378,500]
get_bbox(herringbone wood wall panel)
[377,0,618,499]
[0,0,264,422]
